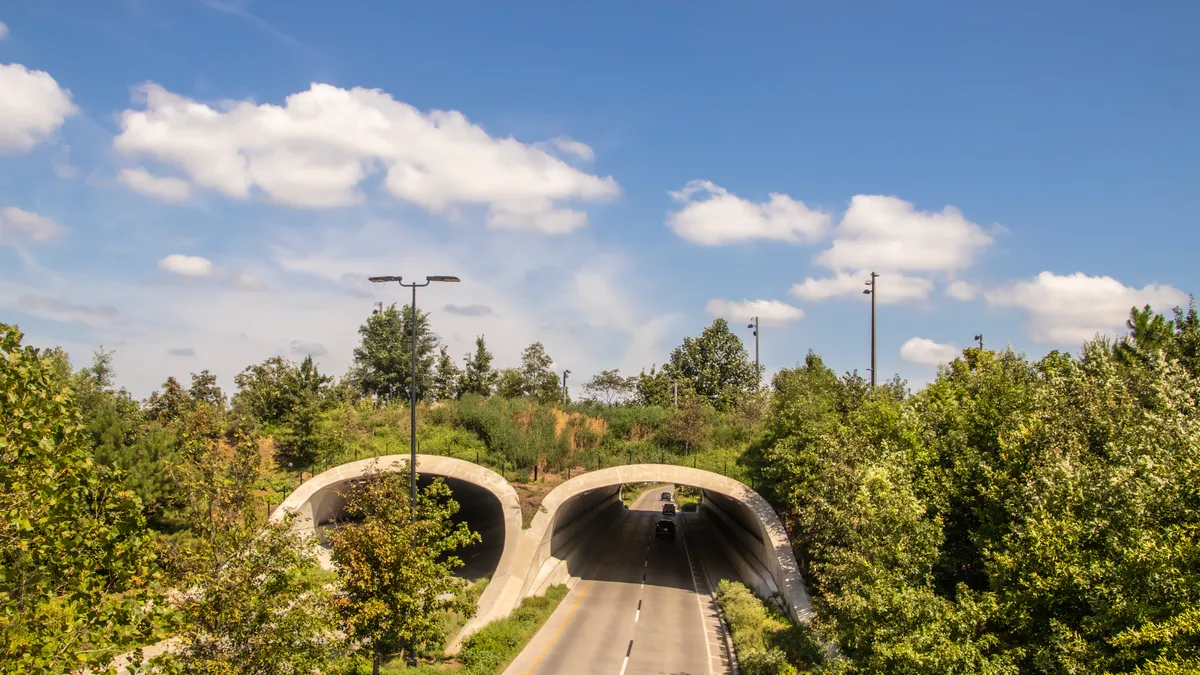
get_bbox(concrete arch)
[522,464,814,624]
[271,454,525,640]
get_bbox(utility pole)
[863,272,878,388]
[974,334,983,350]
[747,316,760,390]
[369,274,460,520]
[373,301,383,315]
[562,369,570,405]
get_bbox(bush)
[716,580,821,673]
[457,584,568,675]
[742,648,798,675]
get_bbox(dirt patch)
[510,469,578,528]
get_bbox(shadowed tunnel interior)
[310,472,507,582]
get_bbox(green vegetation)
[621,482,668,507]
[5,289,1199,674]
[716,580,823,675]
[455,584,568,675]
[675,484,701,511]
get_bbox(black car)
[662,503,676,516]
[656,519,676,539]
[661,492,672,501]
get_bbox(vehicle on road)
[661,491,672,500]
[662,503,676,516]
[655,519,676,539]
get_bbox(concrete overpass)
[273,455,813,649]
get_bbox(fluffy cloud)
[946,280,979,300]
[113,83,619,233]
[666,180,830,246]
[791,270,933,304]
[549,137,595,161]
[704,298,804,326]
[985,271,1188,345]
[117,167,192,202]
[817,195,994,272]
[158,254,214,277]
[0,64,77,152]
[0,207,65,246]
[900,337,960,365]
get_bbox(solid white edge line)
[681,515,714,675]
[618,655,630,675]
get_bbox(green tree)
[351,304,439,403]
[0,324,158,673]
[1168,295,1200,377]
[583,368,636,405]
[188,369,226,410]
[519,341,561,404]
[666,318,760,411]
[155,413,335,672]
[432,345,462,401]
[635,363,678,407]
[496,367,526,399]
[460,335,498,398]
[328,468,480,674]
[1115,304,1174,368]
[146,375,192,424]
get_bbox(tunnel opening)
[306,472,507,582]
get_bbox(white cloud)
[0,64,78,153]
[817,195,994,273]
[158,254,214,277]
[0,21,9,40]
[900,337,960,366]
[705,298,805,326]
[0,207,65,245]
[946,280,979,301]
[790,269,933,304]
[666,180,830,246]
[117,167,192,202]
[985,271,1188,345]
[551,137,594,161]
[113,83,619,232]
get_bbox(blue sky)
[1,0,1198,398]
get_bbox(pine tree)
[460,336,497,397]
[432,346,462,401]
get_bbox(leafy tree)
[635,363,680,407]
[328,468,480,674]
[146,375,192,424]
[1168,295,1200,377]
[0,324,158,673]
[155,413,336,671]
[1115,304,1174,368]
[460,335,498,398]
[519,341,562,404]
[496,367,526,399]
[351,304,438,402]
[666,318,761,411]
[583,368,636,405]
[188,369,226,410]
[664,398,710,454]
[432,345,462,401]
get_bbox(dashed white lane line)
[681,516,714,675]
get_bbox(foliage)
[518,342,562,404]
[352,304,439,403]
[0,324,159,673]
[327,468,480,674]
[432,345,462,402]
[455,584,568,675]
[582,368,636,405]
[460,336,498,398]
[715,580,822,674]
[665,317,761,412]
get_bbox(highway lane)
[504,485,736,675]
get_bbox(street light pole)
[863,272,878,388]
[746,316,759,389]
[369,274,460,520]
[562,369,571,405]
[974,334,984,350]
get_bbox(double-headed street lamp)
[369,274,460,519]
[746,316,759,390]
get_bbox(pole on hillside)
[562,369,570,405]
[747,316,760,390]
[975,333,984,350]
[863,271,879,388]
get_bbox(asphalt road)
[503,486,737,675]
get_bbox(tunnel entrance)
[306,472,507,582]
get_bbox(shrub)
[741,648,798,675]
[457,584,568,675]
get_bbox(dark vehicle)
[661,492,672,501]
[662,503,676,516]
[655,519,676,539]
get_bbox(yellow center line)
[519,579,594,675]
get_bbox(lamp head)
[369,276,402,283]
[863,289,871,295]
[426,275,460,283]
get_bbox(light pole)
[862,272,878,388]
[562,369,571,405]
[746,316,759,389]
[369,274,460,520]
[974,334,983,350]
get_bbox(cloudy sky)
[2,1,1198,398]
